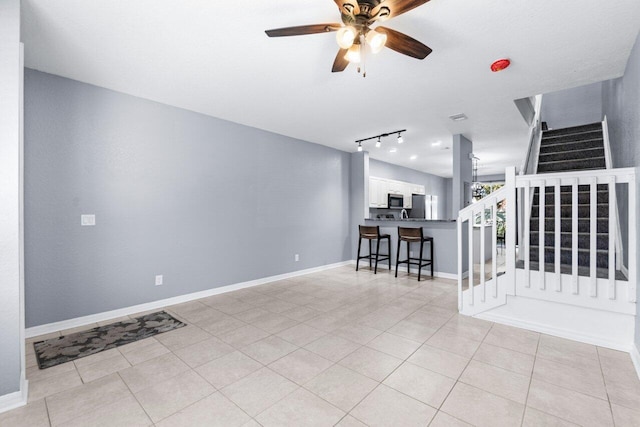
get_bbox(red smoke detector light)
[490,58,511,72]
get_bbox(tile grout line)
[519,326,541,427]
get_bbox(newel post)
[505,167,517,295]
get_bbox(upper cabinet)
[369,177,389,208]
[369,177,425,208]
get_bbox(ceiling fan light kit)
[265,0,433,75]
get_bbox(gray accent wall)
[24,69,351,328]
[601,32,640,349]
[369,159,451,220]
[542,81,603,129]
[452,135,473,219]
[0,0,23,396]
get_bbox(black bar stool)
[395,227,434,281]
[356,225,391,274]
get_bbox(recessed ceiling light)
[389,147,397,153]
[449,113,468,122]
[410,155,418,160]
[431,141,442,146]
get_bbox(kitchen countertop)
[365,218,456,223]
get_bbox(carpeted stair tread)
[515,260,627,280]
[527,121,617,271]
[542,122,602,137]
[539,139,605,154]
[530,231,609,250]
[541,132,603,145]
[539,148,605,163]
[530,218,608,233]
[537,158,606,173]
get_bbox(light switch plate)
[81,214,96,226]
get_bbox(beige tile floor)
[3,265,640,426]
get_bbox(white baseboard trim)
[631,343,640,381]
[0,376,28,415]
[349,259,457,280]
[26,261,352,338]
[476,309,632,352]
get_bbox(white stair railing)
[458,166,636,316]
[457,167,516,315]
[515,167,636,312]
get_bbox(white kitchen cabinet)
[401,183,412,208]
[369,177,389,208]
[369,177,425,209]
[388,180,403,194]
[412,184,426,195]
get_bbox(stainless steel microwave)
[388,193,404,209]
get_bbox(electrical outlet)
[295,254,299,262]
[155,275,163,286]
[81,214,96,226]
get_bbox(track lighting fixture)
[354,129,406,152]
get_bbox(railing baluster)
[608,176,616,299]
[524,184,531,288]
[480,204,486,303]
[572,179,579,295]
[555,180,561,291]
[590,177,597,297]
[629,176,637,303]
[539,184,546,290]
[469,213,474,306]
[492,200,498,298]
[457,218,463,310]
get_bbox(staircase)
[523,122,623,279]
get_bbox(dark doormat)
[33,311,186,369]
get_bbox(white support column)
[0,0,26,409]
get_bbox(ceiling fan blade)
[332,48,349,72]
[371,0,430,21]
[334,0,360,16]
[376,26,432,59]
[265,23,341,37]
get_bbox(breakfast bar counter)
[363,218,459,277]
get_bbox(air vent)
[449,113,468,122]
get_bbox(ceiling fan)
[265,0,433,74]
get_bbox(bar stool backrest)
[398,227,423,240]
[359,225,380,239]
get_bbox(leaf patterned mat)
[33,311,186,369]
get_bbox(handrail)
[516,167,636,183]
[602,116,624,270]
[519,95,543,175]
[602,116,613,169]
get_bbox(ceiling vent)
[449,113,468,122]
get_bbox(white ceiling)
[21,0,640,177]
